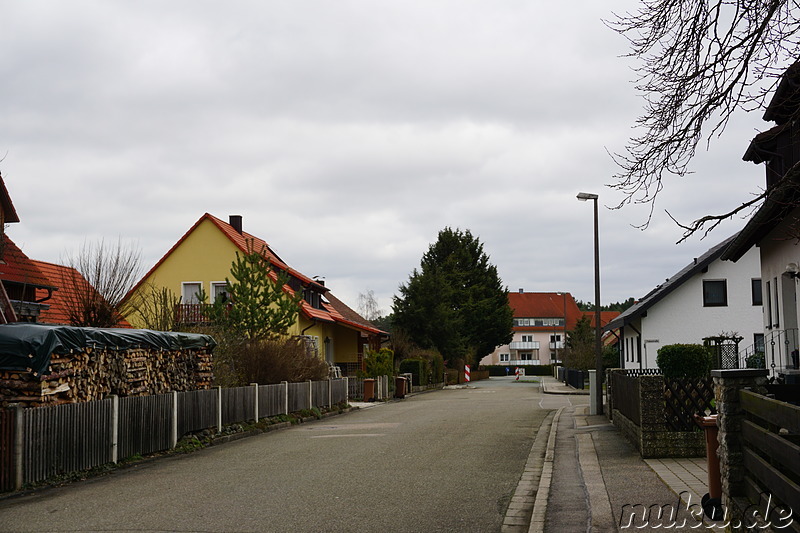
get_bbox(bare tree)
[125,283,181,331]
[61,238,143,327]
[357,289,382,321]
[609,0,800,238]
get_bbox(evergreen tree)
[204,249,301,341]
[392,227,513,367]
[565,315,595,371]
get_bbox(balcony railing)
[739,328,800,377]
[549,341,564,350]
[510,341,540,350]
[175,303,212,325]
[509,360,541,366]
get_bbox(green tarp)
[0,323,216,376]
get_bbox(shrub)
[224,337,330,385]
[746,352,766,369]
[363,348,395,378]
[399,358,428,386]
[656,344,712,380]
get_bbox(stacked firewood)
[0,347,213,408]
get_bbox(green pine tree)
[203,248,301,341]
[392,227,513,367]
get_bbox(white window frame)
[211,281,228,303]
[181,282,203,304]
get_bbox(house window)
[703,280,728,307]
[521,335,534,343]
[182,282,202,304]
[754,333,765,355]
[212,282,228,303]
[550,334,562,343]
[752,279,763,306]
[520,352,533,361]
[499,353,510,362]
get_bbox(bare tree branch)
[61,238,142,328]
[608,0,800,232]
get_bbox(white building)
[606,234,763,370]
[722,61,800,377]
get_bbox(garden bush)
[656,344,712,380]
[399,358,428,386]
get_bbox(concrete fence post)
[170,391,178,449]
[110,395,119,464]
[307,380,312,409]
[282,381,288,415]
[327,379,332,408]
[344,377,349,405]
[217,386,223,433]
[251,383,259,421]
[14,404,23,491]
[589,370,599,415]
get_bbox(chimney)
[229,215,243,234]
[519,288,524,293]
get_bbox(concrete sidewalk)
[524,376,714,532]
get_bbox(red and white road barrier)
[464,365,471,382]
[515,367,520,381]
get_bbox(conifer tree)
[393,227,513,367]
[204,249,301,341]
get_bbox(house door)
[781,273,799,368]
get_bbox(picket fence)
[2,378,351,492]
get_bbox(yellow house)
[124,213,386,375]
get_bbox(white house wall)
[758,207,800,371]
[623,246,762,370]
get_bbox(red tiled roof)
[0,235,53,288]
[128,213,325,301]
[583,310,621,329]
[323,292,388,336]
[0,176,19,224]
[32,260,131,327]
[509,292,583,330]
[126,213,337,324]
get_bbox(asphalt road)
[0,377,553,533]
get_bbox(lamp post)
[577,192,603,415]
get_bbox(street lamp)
[577,192,603,415]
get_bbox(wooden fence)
[606,370,710,458]
[2,378,350,492]
[609,372,640,425]
[739,390,800,523]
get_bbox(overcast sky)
[0,1,773,315]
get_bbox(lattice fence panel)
[663,377,715,431]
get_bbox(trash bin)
[394,376,407,399]
[694,413,723,520]
[363,378,376,402]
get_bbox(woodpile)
[0,347,213,408]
